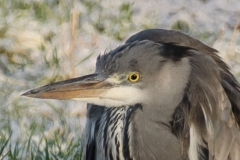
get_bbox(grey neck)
[95,102,183,160]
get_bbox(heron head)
[22,40,191,107]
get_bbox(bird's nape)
[22,29,240,160]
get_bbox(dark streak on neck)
[123,104,141,160]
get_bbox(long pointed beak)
[22,74,113,100]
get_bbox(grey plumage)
[23,29,240,160]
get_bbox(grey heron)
[23,29,240,160]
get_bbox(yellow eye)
[128,72,141,83]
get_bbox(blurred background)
[0,0,239,159]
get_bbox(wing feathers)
[173,50,240,160]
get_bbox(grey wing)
[203,60,240,160]
[192,57,240,160]
[173,50,240,160]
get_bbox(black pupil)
[131,74,137,80]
